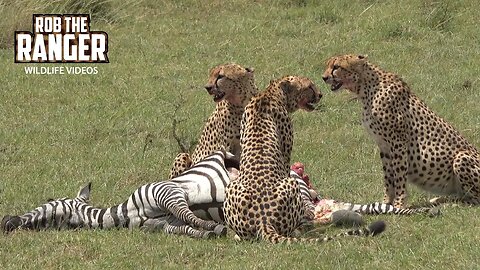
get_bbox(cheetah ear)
[245,67,254,73]
[279,80,292,93]
[77,182,91,201]
[358,54,368,60]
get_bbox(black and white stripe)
[1,152,433,237]
[2,150,316,238]
[338,202,436,215]
[1,151,236,238]
[289,171,438,217]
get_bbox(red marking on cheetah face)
[322,54,367,92]
[204,63,255,105]
[298,93,320,112]
[280,76,322,112]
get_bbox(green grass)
[1,0,480,269]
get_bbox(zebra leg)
[163,223,216,239]
[429,196,450,205]
[168,153,193,179]
[142,218,216,239]
[352,202,441,216]
[166,200,227,236]
[168,204,227,236]
[140,219,168,233]
[331,210,364,227]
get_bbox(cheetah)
[322,54,480,208]
[169,63,258,178]
[223,75,385,243]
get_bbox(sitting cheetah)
[223,76,385,243]
[322,54,480,207]
[169,63,258,178]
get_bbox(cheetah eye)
[332,64,340,70]
[215,74,225,85]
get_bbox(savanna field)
[1,0,480,269]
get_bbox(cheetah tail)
[260,220,386,244]
[260,223,332,244]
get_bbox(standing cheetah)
[224,75,385,243]
[169,63,258,178]
[322,54,480,208]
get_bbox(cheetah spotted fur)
[322,54,480,208]
[169,63,258,178]
[224,75,386,243]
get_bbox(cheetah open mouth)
[331,81,343,91]
[212,92,225,102]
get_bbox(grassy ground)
[1,0,480,269]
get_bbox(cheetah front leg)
[379,151,395,205]
[453,151,480,205]
[390,143,409,208]
[168,153,193,179]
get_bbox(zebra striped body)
[187,168,317,223]
[170,153,231,223]
[1,151,236,238]
[1,151,435,237]
[1,150,317,238]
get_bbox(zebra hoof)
[428,207,441,217]
[203,231,216,239]
[234,234,242,242]
[368,220,387,236]
[429,196,447,204]
[213,225,227,236]
[331,210,364,227]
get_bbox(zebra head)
[1,183,92,234]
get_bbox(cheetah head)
[279,76,322,112]
[322,54,367,92]
[204,63,256,107]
